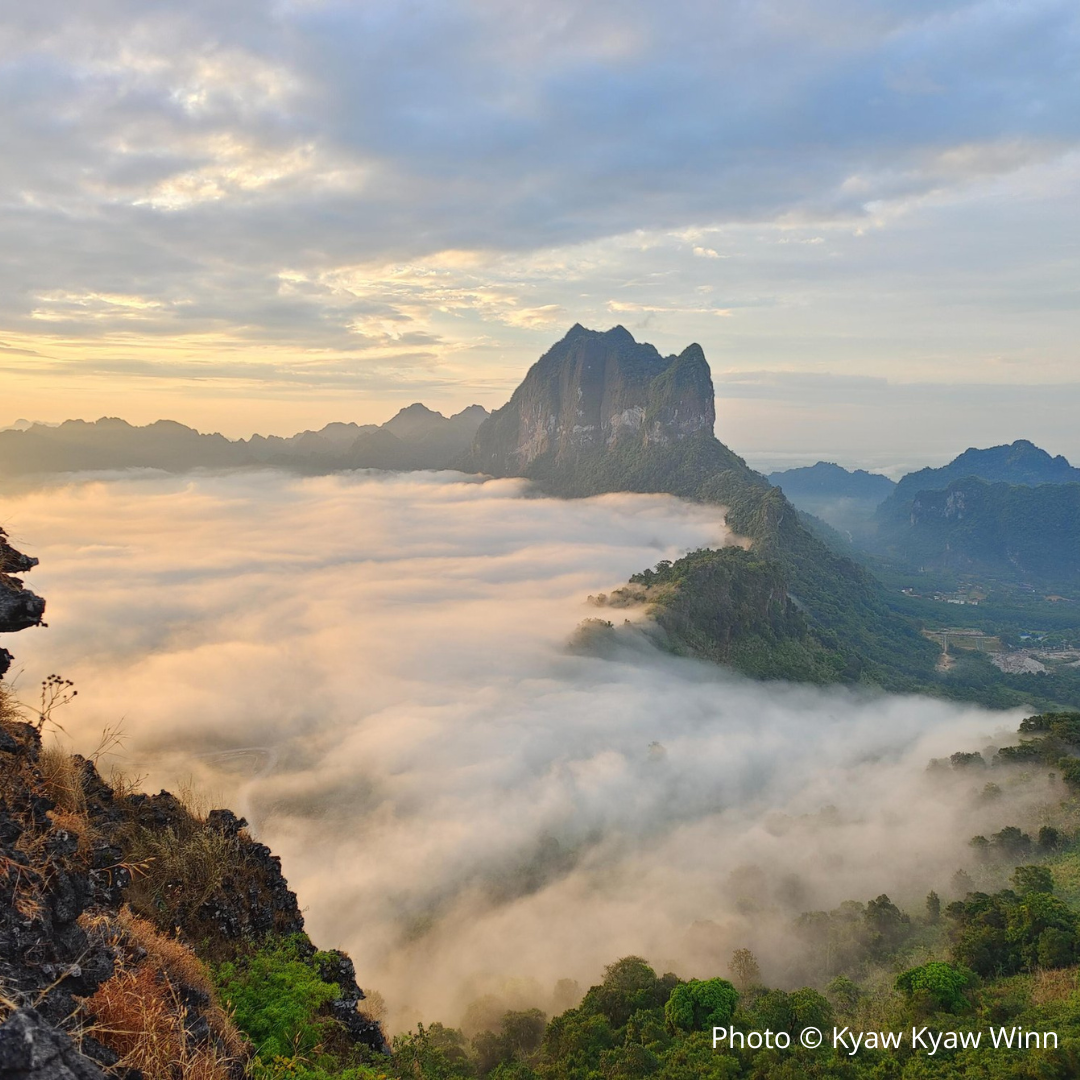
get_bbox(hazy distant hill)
[0,405,489,478]
[884,439,1080,509]
[768,462,895,533]
[769,462,895,503]
[866,440,1080,584]
[873,476,1080,584]
[467,324,936,687]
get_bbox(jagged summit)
[382,402,444,439]
[468,324,715,475]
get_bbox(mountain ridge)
[466,324,937,688]
[884,439,1080,510]
[0,404,491,479]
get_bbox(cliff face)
[468,325,715,475]
[0,708,386,1078]
[0,529,45,678]
[876,476,1080,582]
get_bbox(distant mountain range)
[868,440,1080,584]
[887,439,1080,506]
[876,477,1080,582]
[5,328,1078,699]
[766,443,1080,587]
[0,403,489,478]
[769,461,896,502]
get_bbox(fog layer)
[3,471,1041,1027]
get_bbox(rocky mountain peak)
[468,325,716,474]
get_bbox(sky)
[5,470,1039,1028]
[1,0,1078,467]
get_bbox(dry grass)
[0,683,19,726]
[84,965,233,1080]
[359,989,388,1026]
[113,909,215,998]
[123,823,239,920]
[80,908,248,1078]
[38,743,89,815]
[1030,965,1080,1006]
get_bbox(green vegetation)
[214,938,342,1060]
[629,547,848,683]
[372,711,1080,1079]
[894,961,974,1014]
[532,433,940,690]
[873,477,1080,585]
[213,937,388,1080]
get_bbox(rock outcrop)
[0,721,126,1071]
[0,1008,106,1080]
[0,708,387,1072]
[468,324,715,475]
[0,529,45,678]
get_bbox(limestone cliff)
[468,324,715,475]
[465,324,936,689]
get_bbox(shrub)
[214,937,341,1061]
[895,961,974,1014]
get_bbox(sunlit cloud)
[5,470,1041,1027]
[0,0,1076,455]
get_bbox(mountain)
[0,405,490,479]
[885,439,1080,509]
[769,462,895,504]
[863,441,1080,584]
[468,325,936,687]
[768,462,895,533]
[0,417,247,474]
[874,476,1080,583]
[469,323,715,476]
[380,402,491,469]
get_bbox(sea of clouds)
[1,469,1051,1028]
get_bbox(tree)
[926,891,941,923]
[663,979,738,1034]
[584,957,677,1029]
[1011,865,1054,896]
[895,962,973,1014]
[727,949,761,991]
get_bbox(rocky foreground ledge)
[0,528,45,679]
[0,704,386,1079]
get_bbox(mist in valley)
[1,470,1056,1030]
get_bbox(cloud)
[0,0,1077,407]
[3,470,1046,1027]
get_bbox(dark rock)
[0,529,44,678]
[468,324,715,476]
[0,1008,107,1080]
[0,727,115,1034]
[315,949,389,1053]
[205,808,247,837]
